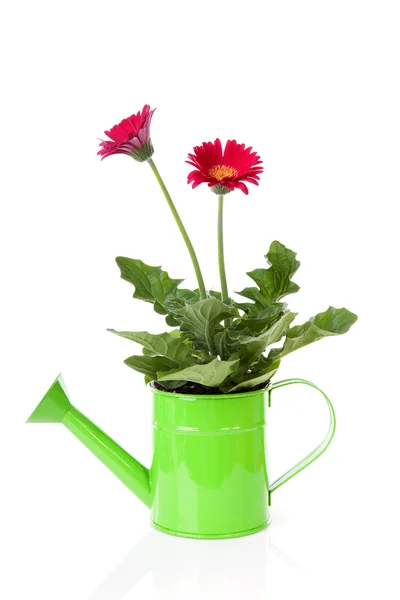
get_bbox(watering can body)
[151,388,269,538]
[27,376,336,539]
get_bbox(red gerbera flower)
[98,104,155,162]
[186,138,263,195]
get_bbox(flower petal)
[234,181,249,194]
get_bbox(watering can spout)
[27,375,152,508]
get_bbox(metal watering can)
[27,375,335,539]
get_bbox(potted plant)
[27,105,357,539]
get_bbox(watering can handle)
[268,378,336,502]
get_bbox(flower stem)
[147,158,207,300]
[218,195,229,302]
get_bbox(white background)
[1,1,400,598]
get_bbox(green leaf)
[124,355,179,379]
[214,328,240,361]
[237,310,296,346]
[116,257,195,314]
[232,311,297,372]
[237,241,300,312]
[269,306,358,361]
[172,298,238,354]
[176,289,200,302]
[251,354,280,374]
[158,358,239,387]
[207,290,237,306]
[230,304,286,335]
[165,314,180,327]
[142,346,157,357]
[213,305,286,362]
[208,290,222,300]
[234,288,272,315]
[159,380,189,390]
[108,329,196,365]
[223,359,280,393]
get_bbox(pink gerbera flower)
[98,104,155,162]
[186,138,263,195]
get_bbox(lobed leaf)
[269,306,358,361]
[231,311,297,374]
[116,257,196,315]
[237,241,300,313]
[230,304,286,336]
[171,298,238,354]
[108,329,196,365]
[124,355,179,379]
[223,361,280,393]
[158,358,239,388]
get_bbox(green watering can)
[27,375,335,539]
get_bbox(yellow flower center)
[208,164,238,181]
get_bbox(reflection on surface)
[89,527,306,599]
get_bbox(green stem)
[147,158,207,300]
[218,194,229,301]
